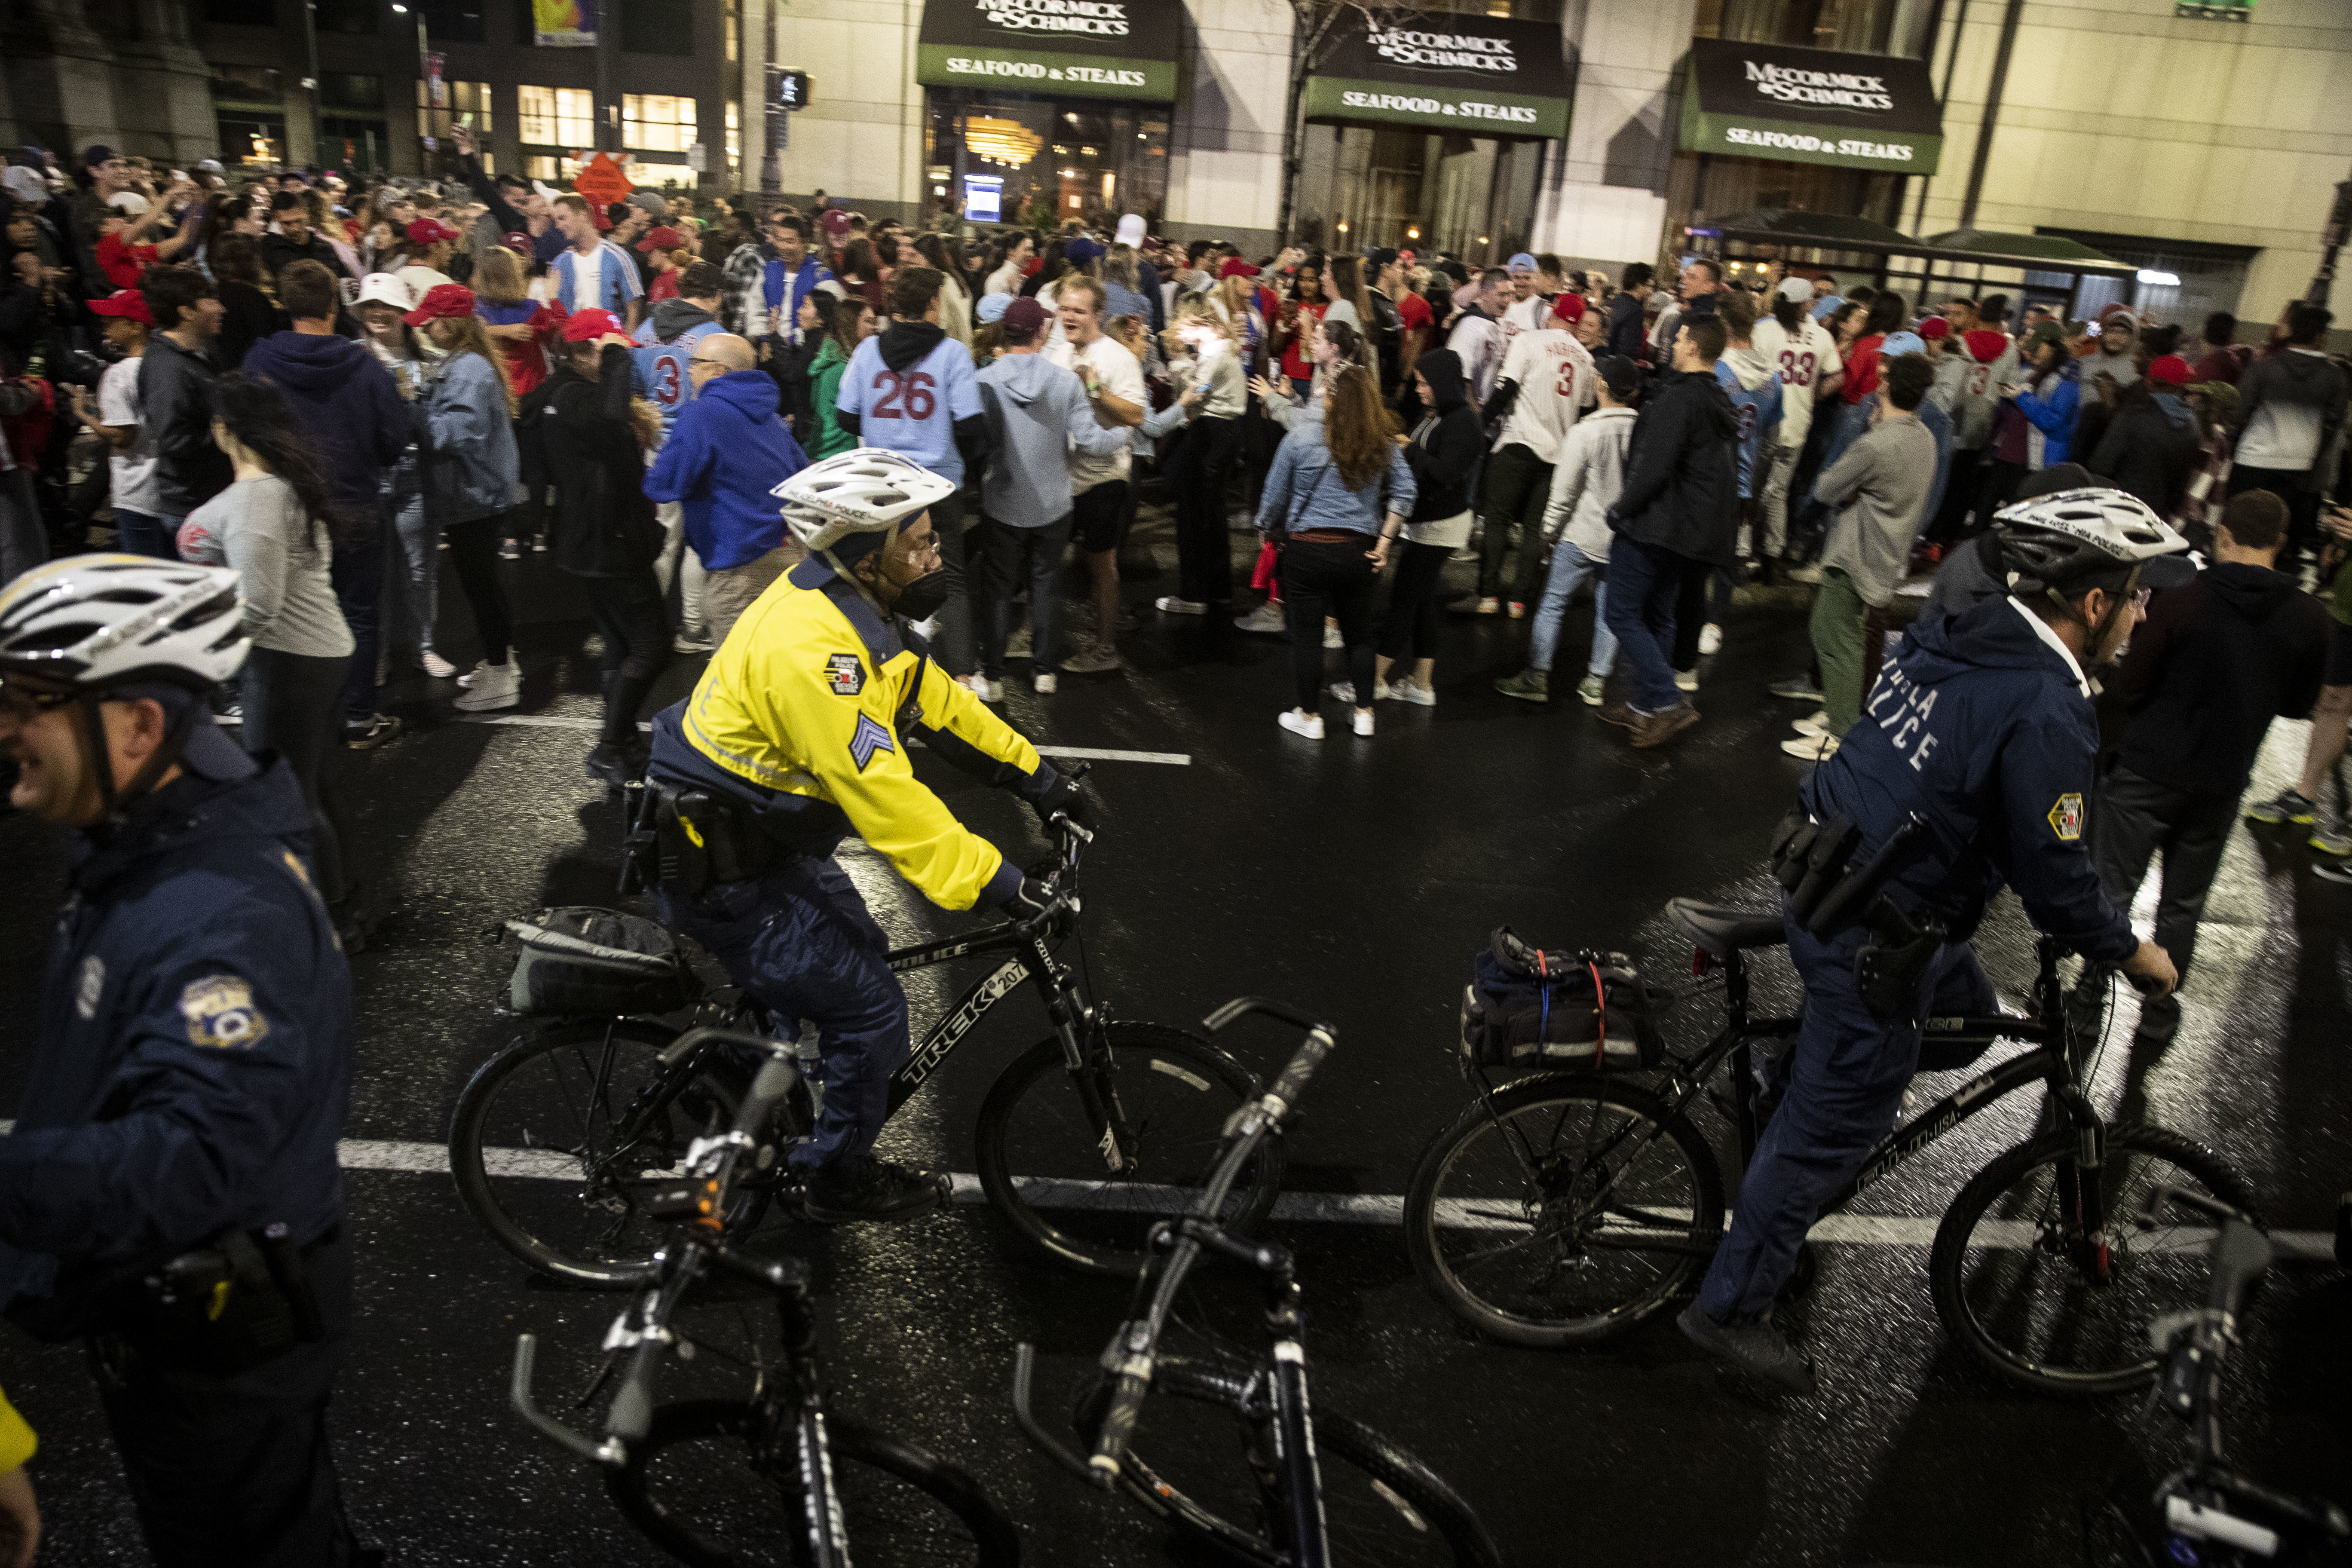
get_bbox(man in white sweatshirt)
[1464,305,1596,616]
[1749,275,1843,581]
[1494,354,1640,705]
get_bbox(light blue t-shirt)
[551,240,644,320]
[836,333,983,485]
[633,318,726,438]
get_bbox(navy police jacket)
[1803,594,2137,962]
[0,761,352,1331]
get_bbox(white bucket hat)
[352,272,416,312]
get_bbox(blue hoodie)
[1803,593,2135,962]
[239,330,409,511]
[643,369,808,571]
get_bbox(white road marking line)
[345,1142,2335,1254]
[462,715,1190,764]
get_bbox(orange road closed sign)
[573,152,633,207]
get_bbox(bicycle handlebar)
[607,1328,667,1445]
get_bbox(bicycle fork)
[1031,935,1139,1176]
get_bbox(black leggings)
[582,570,671,744]
[444,514,514,665]
[1170,415,1242,604]
[240,646,353,907]
[1281,538,1377,709]
[1378,539,1451,661]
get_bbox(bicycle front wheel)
[449,1019,769,1287]
[606,1400,1020,1567]
[1929,1121,2258,1396]
[1403,1077,1724,1347]
[1117,1361,1503,1568]
[974,1022,1280,1277]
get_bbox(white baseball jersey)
[1491,327,1595,456]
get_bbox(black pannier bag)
[1459,927,1663,1071]
[504,907,700,1018]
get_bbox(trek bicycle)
[1403,900,2258,1395]
[1014,997,1505,1568]
[511,1029,1022,1567]
[450,803,1282,1286]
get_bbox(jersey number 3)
[870,370,937,421]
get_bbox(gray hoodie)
[975,351,1129,526]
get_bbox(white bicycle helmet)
[773,448,957,560]
[0,554,250,692]
[1991,487,2191,593]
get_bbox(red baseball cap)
[1216,257,1259,280]
[403,282,477,326]
[406,217,460,245]
[635,225,683,253]
[500,231,532,253]
[2148,353,2192,386]
[1551,291,1586,325]
[1917,315,1951,340]
[89,288,154,325]
[561,306,623,342]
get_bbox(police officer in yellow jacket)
[645,448,1090,1222]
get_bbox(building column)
[115,0,220,166]
[2,0,126,160]
[1528,0,1697,278]
[1164,0,1289,258]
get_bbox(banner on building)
[534,0,597,49]
[1681,38,1942,175]
[915,0,1182,103]
[1302,14,1571,141]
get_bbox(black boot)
[802,1155,948,1224]
[585,672,657,786]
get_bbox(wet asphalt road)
[1,520,2348,1568]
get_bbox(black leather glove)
[1004,876,1057,922]
[1031,773,1096,833]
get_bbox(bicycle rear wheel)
[448,1019,772,1287]
[973,1022,1280,1277]
[1929,1121,2258,1396]
[1403,1077,1724,1347]
[1115,1361,1502,1567]
[606,1399,1020,1567]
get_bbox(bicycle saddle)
[1666,898,1787,960]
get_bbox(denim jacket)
[1253,422,1415,537]
[418,350,520,526]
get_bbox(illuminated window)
[416,79,490,145]
[623,93,695,154]
[518,85,594,147]
[726,101,741,161]
[724,0,740,62]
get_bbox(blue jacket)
[643,370,808,572]
[1803,594,2136,961]
[759,256,834,345]
[418,349,520,526]
[0,761,352,1329]
[240,331,409,513]
[2014,363,2080,467]
[1255,420,1416,537]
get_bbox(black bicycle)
[512,1029,1022,1567]
[451,809,1281,1287]
[2123,1187,2349,1565]
[1014,998,1505,1568]
[1403,900,2257,1395]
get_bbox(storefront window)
[925,92,1167,233]
[1294,125,1543,265]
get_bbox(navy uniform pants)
[1695,904,1995,1325]
[658,854,908,1170]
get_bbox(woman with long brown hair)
[1254,361,1415,740]
[405,285,523,711]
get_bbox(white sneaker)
[456,662,483,688]
[1156,596,1208,615]
[1792,710,1831,738]
[1329,681,1356,704]
[420,649,457,679]
[1390,680,1436,707]
[1351,708,1374,737]
[1576,674,1605,706]
[452,660,521,711]
[1781,733,1839,760]
[1232,601,1285,634]
[1323,622,1343,649]
[673,628,715,655]
[1032,672,1057,695]
[1278,709,1325,740]
[1699,623,1723,656]
[957,674,1004,702]
[1675,668,1700,692]
[1785,563,1824,585]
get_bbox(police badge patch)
[179,974,270,1049]
[824,653,865,696]
[2047,793,2085,842]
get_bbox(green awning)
[1690,208,1918,252]
[1921,230,2136,276]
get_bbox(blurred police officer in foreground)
[0,556,365,1565]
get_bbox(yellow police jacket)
[648,555,1049,911]
[0,1385,33,1473]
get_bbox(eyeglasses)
[687,357,727,369]
[0,677,78,721]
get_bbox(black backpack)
[1458,927,1662,1072]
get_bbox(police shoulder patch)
[824,653,865,696]
[2047,793,2085,842]
[179,974,270,1050]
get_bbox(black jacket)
[1400,349,1482,523]
[260,230,344,284]
[1608,366,1740,564]
[770,331,827,439]
[2086,388,2202,517]
[2110,561,2333,796]
[1606,291,1647,361]
[137,331,232,514]
[523,345,662,579]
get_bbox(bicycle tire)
[973,1022,1280,1277]
[606,1398,1020,1567]
[449,1019,772,1288]
[1403,1076,1724,1347]
[1116,1361,1503,1568]
[1929,1120,2258,1396]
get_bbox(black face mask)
[868,552,957,623]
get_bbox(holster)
[114,1224,330,1378]
[652,787,773,901]
[1853,900,1949,1022]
